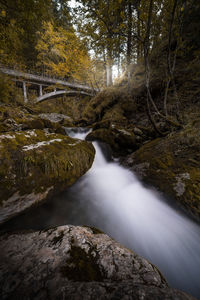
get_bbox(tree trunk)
[136,0,141,61]
[127,1,132,90]
[127,1,132,67]
[103,46,107,86]
[164,0,178,116]
[106,50,113,86]
[144,0,164,136]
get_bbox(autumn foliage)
[36,21,92,81]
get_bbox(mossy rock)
[124,122,200,218]
[39,113,74,127]
[0,129,95,224]
[0,105,66,134]
[60,245,103,281]
[87,128,117,150]
[82,87,129,126]
[86,126,137,155]
[92,119,111,130]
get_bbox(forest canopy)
[0,0,199,87]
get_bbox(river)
[1,128,200,298]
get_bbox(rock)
[0,130,95,224]
[0,105,66,134]
[122,121,200,218]
[130,125,156,139]
[16,115,66,135]
[55,282,196,300]
[0,225,195,299]
[82,88,128,126]
[39,113,73,127]
[92,119,111,130]
[133,127,144,136]
[86,128,116,149]
[86,127,137,155]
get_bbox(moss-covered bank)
[122,120,200,218]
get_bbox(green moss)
[0,129,95,204]
[0,123,10,132]
[131,126,200,218]
[82,87,128,125]
[87,126,137,155]
[87,128,117,149]
[60,245,104,281]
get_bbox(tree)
[36,21,92,81]
[142,0,183,135]
[52,0,72,28]
[75,0,127,86]
[0,0,52,67]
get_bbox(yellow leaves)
[10,19,16,26]
[1,10,6,17]
[36,21,92,82]
[120,11,125,19]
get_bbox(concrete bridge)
[0,66,97,103]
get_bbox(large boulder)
[0,130,95,224]
[80,88,128,126]
[122,120,200,218]
[39,113,74,127]
[86,126,137,155]
[0,225,195,299]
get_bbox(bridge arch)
[35,90,94,103]
[0,66,98,103]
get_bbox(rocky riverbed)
[0,103,199,300]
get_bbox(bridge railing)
[0,63,94,89]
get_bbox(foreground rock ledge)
[0,130,95,224]
[0,225,196,300]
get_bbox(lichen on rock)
[0,225,196,300]
[174,173,190,197]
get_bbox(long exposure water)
[2,128,200,298]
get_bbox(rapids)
[2,128,200,298]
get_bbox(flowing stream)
[2,128,200,298]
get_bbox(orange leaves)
[36,21,92,81]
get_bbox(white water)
[69,129,200,298]
[3,128,200,298]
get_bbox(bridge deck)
[0,66,95,92]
